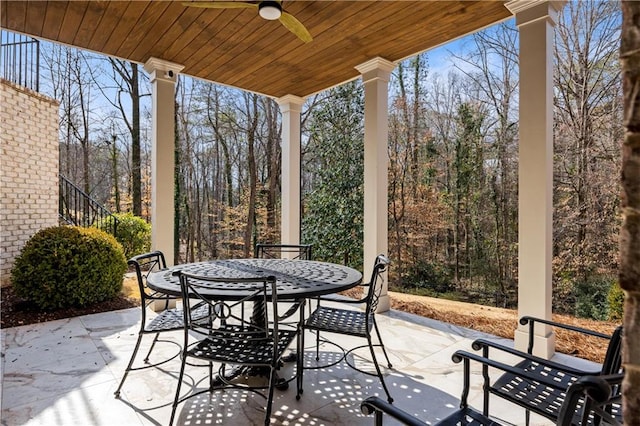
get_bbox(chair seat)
[305,306,372,337]
[438,407,502,425]
[145,304,209,333]
[145,309,184,332]
[491,359,622,423]
[187,327,298,365]
[492,359,576,418]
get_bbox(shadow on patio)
[1,303,580,425]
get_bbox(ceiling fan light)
[259,1,282,20]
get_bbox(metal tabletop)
[146,258,363,300]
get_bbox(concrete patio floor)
[1,302,577,425]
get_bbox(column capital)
[276,94,306,113]
[144,57,184,84]
[355,57,395,84]
[506,0,566,27]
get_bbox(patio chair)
[255,243,313,320]
[114,250,184,398]
[169,271,298,426]
[298,254,394,402]
[470,317,623,425]
[360,349,624,426]
[255,243,312,260]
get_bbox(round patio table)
[146,258,363,300]
[146,258,362,391]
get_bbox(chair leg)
[297,320,305,400]
[208,361,214,390]
[367,335,393,403]
[114,332,144,398]
[169,353,188,426]
[372,320,392,368]
[315,329,321,361]
[143,332,160,363]
[264,367,277,426]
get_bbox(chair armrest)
[557,374,623,426]
[471,338,600,376]
[520,316,613,340]
[148,291,179,301]
[360,396,428,426]
[451,350,575,390]
[316,295,367,304]
[518,317,621,373]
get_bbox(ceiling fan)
[182,1,313,43]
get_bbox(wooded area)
[38,0,622,317]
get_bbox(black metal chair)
[254,243,312,261]
[114,250,184,398]
[255,243,313,320]
[470,317,623,425]
[361,352,624,426]
[169,272,298,426]
[297,254,394,402]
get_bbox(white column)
[355,57,395,312]
[276,94,305,245]
[143,58,183,267]
[506,1,565,358]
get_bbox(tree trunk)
[244,94,259,257]
[174,98,181,264]
[264,98,280,236]
[620,2,640,422]
[131,63,142,216]
[107,58,144,216]
[111,135,120,212]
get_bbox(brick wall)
[1,79,60,286]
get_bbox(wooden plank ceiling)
[1,1,512,98]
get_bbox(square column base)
[514,328,555,359]
[151,299,177,312]
[375,294,390,313]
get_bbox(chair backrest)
[365,254,390,315]
[255,243,312,260]
[178,272,280,360]
[602,326,624,375]
[128,251,168,304]
[556,373,623,426]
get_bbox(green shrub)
[573,274,616,321]
[99,213,151,259]
[403,260,452,293]
[607,281,625,322]
[11,226,127,310]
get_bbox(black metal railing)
[1,31,40,92]
[59,175,119,236]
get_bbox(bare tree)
[262,97,281,237]
[554,0,622,282]
[243,93,259,257]
[107,59,146,216]
[453,22,520,302]
[425,72,463,271]
[389,53,434,283]
[65,50,94,196]
[42,46,96,194]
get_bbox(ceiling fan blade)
[279,11,312,43]
[181,1,258,10]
